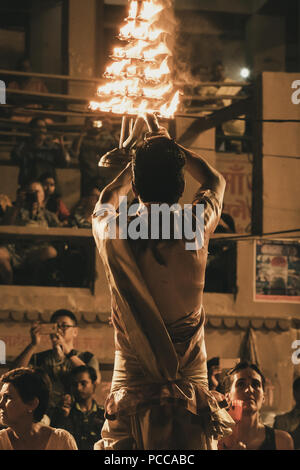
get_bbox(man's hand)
[122,116,145,150]
[60,394,72,417]
[144,113,171,140]
[30,322,42,347]
[52,331,72,355]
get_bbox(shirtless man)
[92,114,233,450]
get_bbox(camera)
[25,190,38,205]
[39,323,57,335]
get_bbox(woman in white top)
[0,367,77,450]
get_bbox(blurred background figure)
[40,172,70,225]
[0,180,60,285]
[70,187,100,229]
[71,117,118,197]
[0,194,12,225]
[8,57,48,94]
[11,310,101,417]
[207,357,222,391]
[51,365,105,450]
[0,367,77,450]
[11,117,70,188]
[274,376,300,450]
[218,362,294,450]
[205,212,236,293]
[7,57,51,124]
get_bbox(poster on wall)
[216,154,252,234]
[255,240,300,302]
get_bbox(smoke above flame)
[90,0,180,119]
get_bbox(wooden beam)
[177,97,252,147]
[0,69,104,84]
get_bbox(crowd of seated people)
[0,309,104,450]
[1,351,298,450]
[0,113,120,285]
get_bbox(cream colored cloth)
[92,189,235,450]
[0,427,78,450]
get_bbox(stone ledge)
[205,315,293,331]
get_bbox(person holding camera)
[0,180,60,285]
[11,117,71,188]
[11,310,101,416]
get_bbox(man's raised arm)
[177,143,226,203]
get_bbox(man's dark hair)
[50,309,78,326]
[133,137,185,204]
[71,365,97,383]
[293,376,300,392]
[224,361,266,393]
[0,367,51,422]
[29,117,47,129]
[39,172,57,184]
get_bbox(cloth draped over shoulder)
[92,189,234,443]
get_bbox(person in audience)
[51,365,105,450]
[70,187,100,228]
[0,367,77,450]
[274,376,300,449]
[11,117,70,188]
[40,172,70,225]
[7,57,51,124]
[205,212,236,293]
[0,180,60,284]
[218,362,294,450]
[207,357,222,391]
[71,117,118,197]
[0,194,12,225]
[8,57,49,95]
[12,309,101,415]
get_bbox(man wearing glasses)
[12,309,101,415]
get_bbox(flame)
[129,1,138,19]
[105,59,130,76]
[143,83,172,99]
[144,58,170,81]
[120,20,163,42]
[159,91,180,118]
[140,1,163,20]
[143,42,171,61]
[91,0,181,119]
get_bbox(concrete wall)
[30,0,64,93]
[262,72,300,233]
[68,0,98,112]
[0,29,25,70]
[246,15,286,75]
